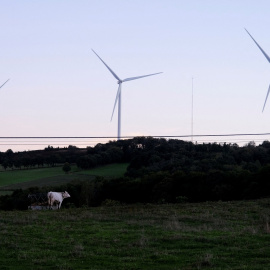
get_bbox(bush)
[62,162,71,173]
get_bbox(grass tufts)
[195,253,214,269]
[1,200,270,269]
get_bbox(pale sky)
[1,0,270,151]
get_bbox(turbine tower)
[0,79,9,89]
[92,49,162,140]
[245,28,270,112]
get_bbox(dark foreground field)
[1,199,270,269]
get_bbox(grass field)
[80,163,129,178]
[0,163,129,194]
[1,199,270,269]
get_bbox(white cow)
[47,191,71,209]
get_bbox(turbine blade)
[262,84,270,112]
[111,84,121,121]
[122,72,163,82]
[92,49,121,81]
[0,79,9,89]
[245,28,270,63]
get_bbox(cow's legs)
[48,199,51,210]
[48,198,54,210]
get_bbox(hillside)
[1,137,270,208]
[0,163,128,195]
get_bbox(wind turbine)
[245,28,270,112]
[92,49,162,140]
[0,79,9,89]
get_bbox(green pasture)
[80,163,129,177]
[1,199,270,269]
[0,163,129,193]
[0,166,73,186]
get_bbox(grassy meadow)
[1,199,270,269]
[0,163,129,194]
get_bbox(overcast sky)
[1,0,270,151]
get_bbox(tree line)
[2,138,270,174]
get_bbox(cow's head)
[62,191,71,198]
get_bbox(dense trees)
[2,136,270,179]
[3,137,270,174]
[0,146,84,170]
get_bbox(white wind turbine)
[92,49,162,140]
[245,28,270,112]
[0,79,9,89]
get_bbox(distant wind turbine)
[0,79,9,89]
[245,28,270,112]
[92,49,162,140]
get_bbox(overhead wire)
[0,133,269,149]
[0,132,270,139]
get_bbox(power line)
[0,133,270,139]
[0,134,269,150]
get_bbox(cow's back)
[48,192,61,201]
